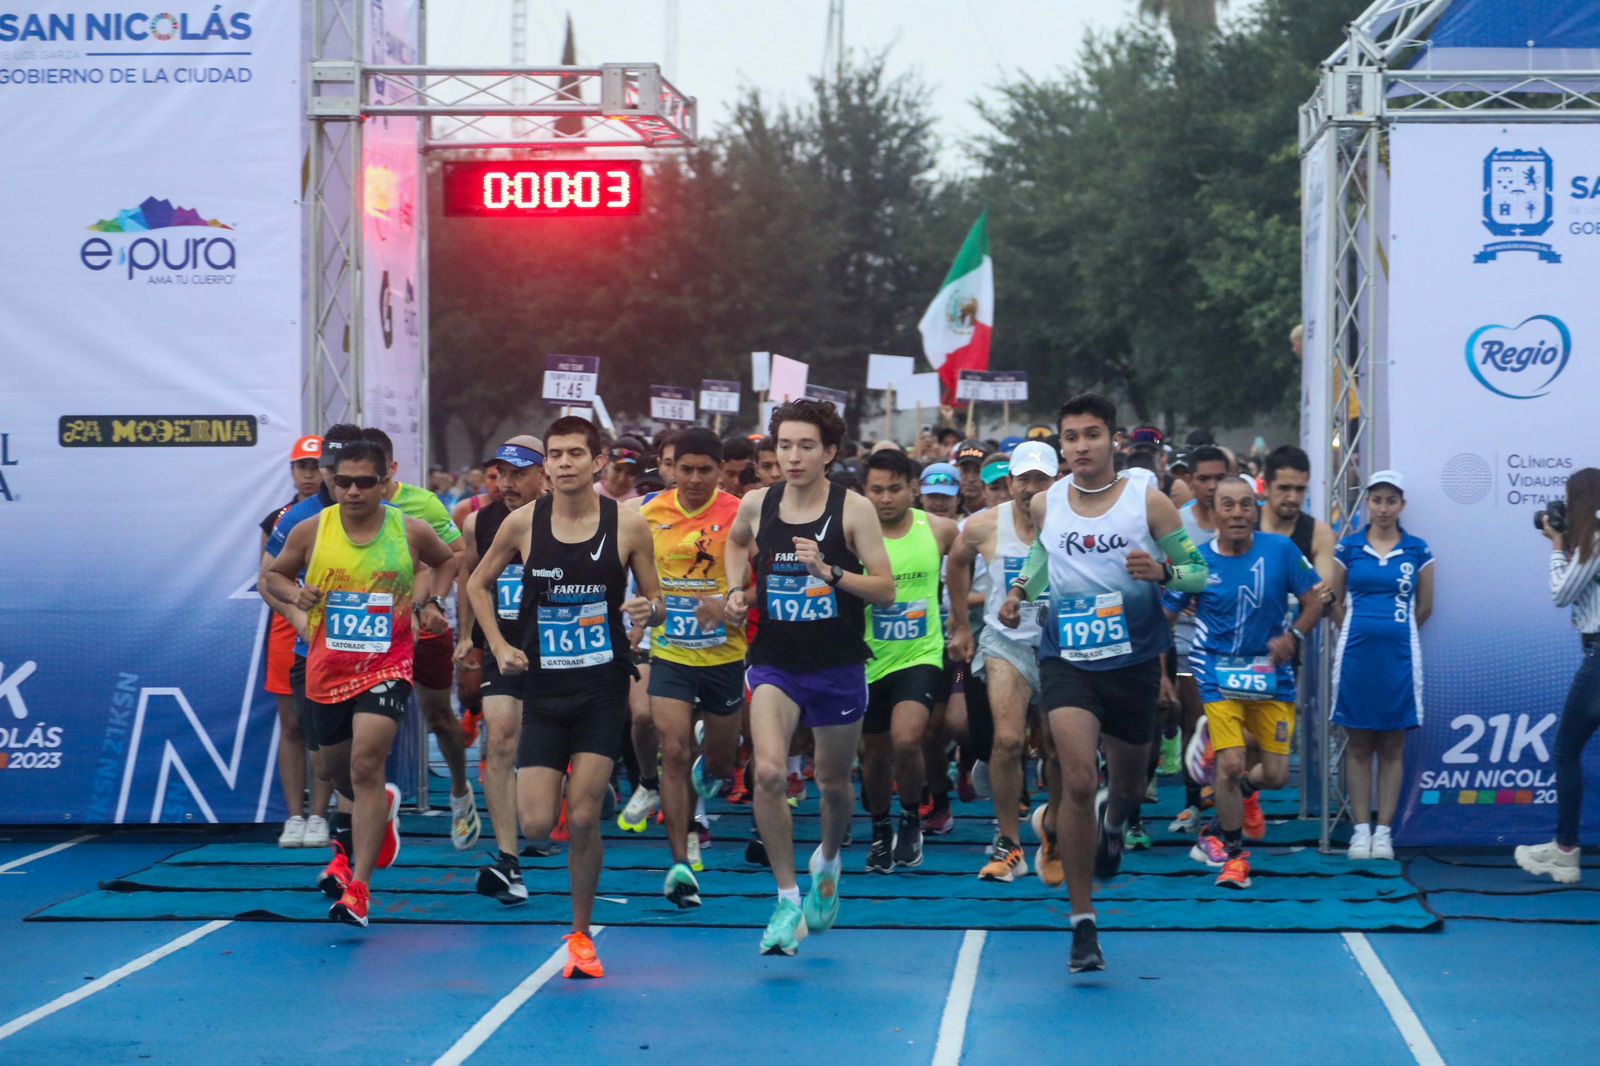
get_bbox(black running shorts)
[1040,656,1161,746]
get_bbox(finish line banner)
[0,2,302,824]
[1388,124,1600,846]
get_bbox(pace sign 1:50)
[441,160,642,218]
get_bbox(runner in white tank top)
[1169,446,1227,832]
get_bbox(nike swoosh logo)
[815,515,833,541]
[590,535,607,561]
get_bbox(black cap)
[954,439,988,466]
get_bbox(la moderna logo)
[1464,314,1571,400]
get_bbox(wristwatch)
[1161,561,1176,584]
[828,564,844,586]
[417,595,446,614]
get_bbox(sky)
[426,0,1260,174]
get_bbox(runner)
[953,439,989,515]
[1002,393,1208,973]
[918,462,963,520]
[362,428,480,851]
[469,415,662,979]
[946,440,1060,883]
[455,435,546,905]
[597,434,646,501]
[450,462,503,528]
[756,436,783,487]
[655,429,679,489]
[859,449,959,873]
[719,436,756,495]
[1166,475,1322,887]
[263,440,459,927]
[637,428,748,908]
[260,435,335,848]
[980,454,1011,510]
[722,398,896,956]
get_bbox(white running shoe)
[278,815,307,848]
[302,814,330,848]
[1347,824,1372,860]
[1515,840,1581,884]
[1144,775,1160,804]
[1370,828,1395,861]
[686,830,704,873]
[450,792,482,851]
[618,785,660,832]
[1167,806,1202,834]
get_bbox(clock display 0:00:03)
[441,160,643,217]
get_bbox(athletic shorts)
[1206,699,1296,757]
[312,679,412,748]
[631,646,651,667]
[265,614,296,696]
[518,673,629,771]
[747,661,869,729]
[412,628,455,691]
[480,653,525,702]
[648,658,744,716]
[289,655,317,753]
[863,664,944,735]
[1040,656,1161,746]
[973,624,1041,702]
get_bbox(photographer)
[1515,469,1600,885]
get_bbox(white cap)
[1366,469,1405,494]
[1009,440,1059,478]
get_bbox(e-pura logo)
[1465,314,1572,400]
[79,196,236,284]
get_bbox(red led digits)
[443,160,642,218]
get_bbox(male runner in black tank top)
[723,399,896,956]
[469,417,662,980]
[454,434,546,905]
[1258,446,1337,589]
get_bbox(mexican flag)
[918,211,993,405]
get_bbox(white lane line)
[1343,932,1446,1066]
[931,929,987,1066]
[433,926,606,1066]
[0,834,97,874]
[0,920,230,1042]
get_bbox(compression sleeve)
[1157,527,1209,593]
[1010,537,1050,600]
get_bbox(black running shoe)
[1069,919,1105,973]
[865,821,894,874]
[476,852,529,906]
[745,833,770,868]
[892,813,923,869]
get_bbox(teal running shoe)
[1125,820,1153,851]
[760,897,808,955]
[802,847,841,933]
[663,862,701,909]
[691,755,724,800]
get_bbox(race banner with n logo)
[1387,125,1600,844]
[0,2,302,823]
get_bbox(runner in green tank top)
[860,450,960,872]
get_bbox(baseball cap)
[1025,423,1053,441]
[1130,426,1164,446]
[999,435,1024,454]
[610,434,646,468]
[1009,440,1059,478]
[1169,451,1192,472]
[317,424,364,469]
[919,461,960,496]
[290,436,322,463]
[954,439,988,466]
[1366,469,1405,495]
[980,458,1011,486]
[490,434,546,469]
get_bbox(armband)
[1156,528,1209,593]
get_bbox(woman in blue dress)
[1330,471,1435,861]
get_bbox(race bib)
[324,591,394,654]
[496,564,524,621]
[1216,655,1278,701]
[766,573,837,622]
[663,594,727,650]
[1055,592,1130,662]
[872,599,929,642]
[537,601,614,669]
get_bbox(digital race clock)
[441,160,643,218]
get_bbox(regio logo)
[1464,314,1571,400]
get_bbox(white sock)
[1070,911,1096,927]
[778,886,801,906]
[787,756,803,774]
[1372,824,1391,839]
[1352,822,1372,838]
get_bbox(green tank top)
[866,508,946,682]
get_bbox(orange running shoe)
[551,800,570,843]
[1216,852,1252,890]
[727,768,751,805]
[1036,838,1065,888]
[329,879,371,926]
[376,783,402,869]
[460,708,483,747]
[317,841,352,898]
[1242,791,1266,841]
[563,931,605,979]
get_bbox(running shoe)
[692,755,727,800]
[1144,775,1160,804]
[1093,807,1126,882]
[451,792,482,851]
[760,897,808,956]
[978,835,1028,882]
[376,783,402,869]
[617,785,659,832]
[278,815,307,848]
[745,832,770,868]
[893,813,924,869]
[1167,805,1201,834]
[302,815,330,848]
[1347,824,1373,860]
[1029,803,1050,843]
[1158,733,1182,776]
[1185,719,1215,786]
[329,879,370,927]
[786,772,807,808]
[1189,834,1229,867]
[922,797,955,837]
[523,839,560,859]
[1068,918,1105,973]
[1124,819,1152,851]
[1242,791,1266,841]
[686,830,704,874]
[971,760,991,800]
[1514,840,1582,884]
[562,931,605,979]
[476,851,529,906]
[803,847,842,932]
[1036,837,1065,889]
[727,767,751,805]
[317,841,353,898]
[957,767,977,804]
[1370,830,1396,861]
[551,802,570,843]
[865,821,894,874]
[696,823,712,850]
[1216,852,1252,889]
[461,707,483,747]
[664,862,702,908]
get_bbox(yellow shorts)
[1205,700,1296,757]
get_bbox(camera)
[1534,499,1568,533]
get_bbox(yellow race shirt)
[640,488,747,667]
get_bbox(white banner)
[1387,124,1600,845]
[0,2,302,823]
[1300,131,1335,520]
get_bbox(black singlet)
[1290,510,1316,562]
[518,495,630,683]
[470,498,513,650]
[749,481,868,670]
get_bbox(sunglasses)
[333,474,383,490]
[922,474,958,487]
